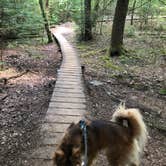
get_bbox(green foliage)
[0,61,5,66]
[48,0,81,25]
[125,25,136,37]
[0,0,44,39]
[154,18,166,32]
[81,48,107,58]
[119,53,144,66]
[0,61,5,71]
[32,54,43,59]
[1,0,165,42]
[159,88,166,95]
[100,55,121,71]
[129,0,165,29]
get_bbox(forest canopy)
[1,0,165,40]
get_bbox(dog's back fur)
[53,105,148,166]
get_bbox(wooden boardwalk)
[23,26,86,166]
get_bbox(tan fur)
[112,105,148,151]
[53,105,148,166]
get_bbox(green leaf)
[159,89,166,95]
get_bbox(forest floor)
[0,41,61,166]
[74,22,166,165]
[0,22,165,166]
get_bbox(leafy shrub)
[125,25,136,37]
[159,88,166,95]
[1,0,43,39]
[154,18,166,32]
[100,55,121,71]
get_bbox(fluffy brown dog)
[53,105,148,166]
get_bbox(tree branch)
[0,70,29,85]
[159,0,166,5]
[129,1,150,12]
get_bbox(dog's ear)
[71,147,81,166]
[67,122,75,130]
[72,147,80,157]
[53,149,65,161]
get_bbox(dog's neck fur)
[64,120,132,153]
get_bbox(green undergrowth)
[159,88,166,95]
[6,37,48,49]
[81,49,107,58]
[77,42,123,73]
[100,54,122,71]
[1,37,49,72]
[77,20,165,85]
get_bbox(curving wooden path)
[23,26,87,166]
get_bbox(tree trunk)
[84,0,92,41]
[110,0,129,56]
[130,0,137,25]
[39,0,53,43]
[92,0,100,27]
[99,0,107,35]
[0,49,3,71]
[80,0,84,39]
[45,0,49,9]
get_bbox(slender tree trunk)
[0,38,5,71]
[92,0,100,27]
[45,0,49,9]
[39,0,53,43]
[81,0,84,39]
[0,5,3,28]
[99,0,107,35]
[130,0,137,25]
[84,0,92,41]
[0,48,3,71]
[110,0,129,56]
[0,5,4,70]
[65,1,70,22]
[139,0,143,30]
[99,18,104,35]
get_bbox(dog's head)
[53,147,81,166]
[53,123,82,166]
[53,149,66,165]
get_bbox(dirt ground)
[76,23,166,165]
[83,76,166,166]
[0,43,61,166]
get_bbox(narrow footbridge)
[24,26,87,166]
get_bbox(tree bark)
[84,0,92,41]
[80,0,84,39]
[0,49,3,71]
[39,0,53,43]
[110,0,129,56]
[130,0,137,25]
[45,0,49,9]
[92,0,100,27]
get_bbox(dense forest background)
[1,0,165,39]
[0,0,166,58]
[1,0,166,68]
